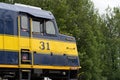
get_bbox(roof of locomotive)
[0,2,54,19]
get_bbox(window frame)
[20,15,29,32]
[45,20,56,36]
[32,18,44,35]
[31,17,58,37]
[32,20,41,34]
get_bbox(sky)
[91,0,120,14]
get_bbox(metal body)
[0,3,80,80]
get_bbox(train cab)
[0,3,80,80]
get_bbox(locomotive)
[0,2,80,80]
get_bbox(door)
[18,15,32,65]
[19,15,30,49]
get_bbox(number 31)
[39,41,50,50]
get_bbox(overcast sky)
[91,0,120,14]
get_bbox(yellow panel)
[33,65,70,70]
[2,35,78,56]
[33,65,80,70]
[4,35,19,51]
[20,37,30,49]
[31,38,78,56]
[51,41,78,56]
[0,35,3,49]
[20,64,32,68]
[0,65,18,68]
[0,64,80,70]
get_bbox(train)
[0,2,80,80]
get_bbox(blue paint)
[34,53,79,66]
[0,2,54,19]
[0,20,4,34]
[0,50,79,66]
[0,51,18,64]
[0,9,18,35]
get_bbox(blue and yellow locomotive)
[0,3,80,80]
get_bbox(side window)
[21,16,28,31]
[20,15,30,37]
[46,21,56,35]
[32,20,40,33]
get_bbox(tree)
[101,7,120,80]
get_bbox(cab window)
[32,20,40,33]
[32,19,44,34]
[21,16,28,30]
[46,21,56,35]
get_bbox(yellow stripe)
[0,64,80,70]
[0,34,78,56]
[32,65,80,70]
[20,64,32,68]
[33,65,70,70]
[31,38,77,56]
[0,35,3,49]
[0,65,18,68]
[4,35,19,51]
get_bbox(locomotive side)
[0,3,80,80]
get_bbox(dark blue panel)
[0,51,18,64]
[5,20,14,35]
[34,53,39,64]
[0,20,4,34]
[51,55,67,66]
[6,51,18,64]
[20,30,30,37]
[0,9,18,35]
[34,53,52,65]
[0,51,5,64]
[34,53,79,66]
[67,56,79,66]
[4,10,18,35]
[14,16,18,35]
[33,34,41,38]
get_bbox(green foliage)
[101,7,120,80]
